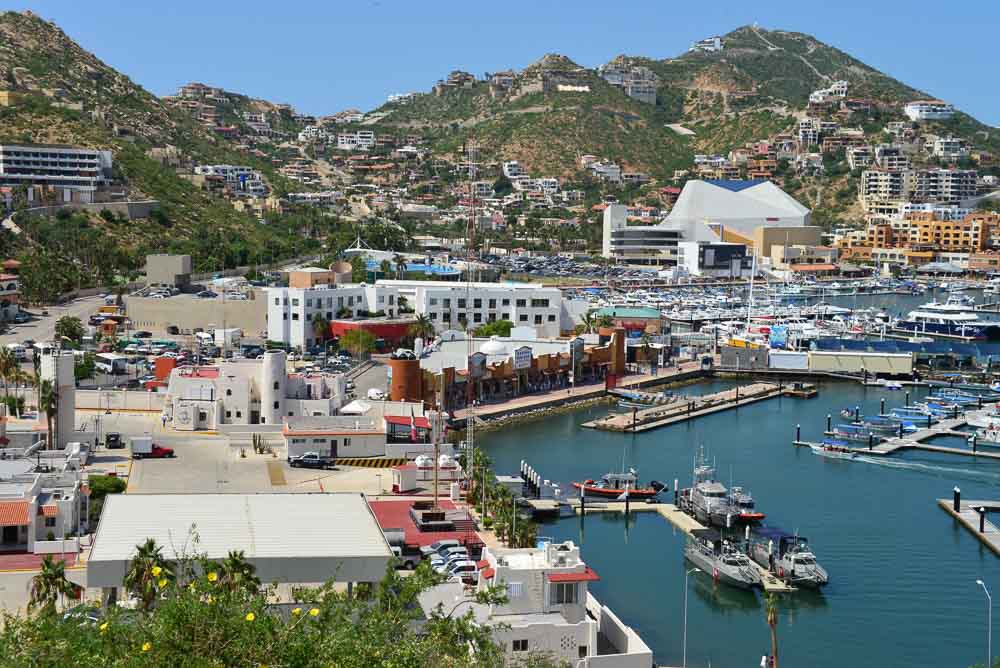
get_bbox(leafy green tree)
[85,475,127,527]
[473,319,513,337]
[28,555,76,615]
[350,255,367,283]
[54,316,85,343]
[408,314,436,341]
[311,314,330,346]
[74,352,95,381]
[339,329,376,357]
[379,259,393,277]
[0,347,16,401]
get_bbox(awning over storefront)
[0,501,30,526]
[789,264,837,272]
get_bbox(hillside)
[0,10,319,294]
[374,25,1000,213]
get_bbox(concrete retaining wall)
[75,389,165,412]
[16,200,160,221]
[33,538,80,554]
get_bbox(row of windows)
[283,309,394,321]
[427,311,554,324]
[289,437,353,446]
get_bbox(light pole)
[683,566,700,667]
[978,579,992,668]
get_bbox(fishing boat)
[571,469,665,499]
[684,529,762,590]
[749,527,829,588]
[728,486,765,523]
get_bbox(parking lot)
[0,295,104,347]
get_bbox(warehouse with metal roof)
[87,493,392,592]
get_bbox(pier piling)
[905,391,910,406]
[868,434,874,450]
[954,487,961,511]
[796,424,801,442]
[980,507,987,534]
[826,414,831,432]
[881,398,885,414]
[973,436,978,453]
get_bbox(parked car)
[288,452,336,469]
[105,432,123,449]
[133,331,152,339]
[420,539,460,558]
[443,560,479,581]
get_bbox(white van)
[367,388,386,400]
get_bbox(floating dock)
[937,498,1000,556]
[795,417,1000,461]
[584,382,801,433]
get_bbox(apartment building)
[0,143,113,204]
[337,131,375,152]
[690,36,723,52]
[904,100,956,121]
[502,161,524,179]
[874,145,911,171]
[847,146,873,170]
[193,164,266,197]
[910,168,977,206]
[589,161,622,184]
[860,170,908,207]
[440,540,653,667]
[376,279,566,337]
[931,137,969,162]
[809,80,849,104]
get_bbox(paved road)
[0,295,104,347]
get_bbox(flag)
[410,407,418,443]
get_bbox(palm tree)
[597,315,615,329]
[39,379,57,450]
[408,313,435,341]
[28,555,76,614]
[581,310,596,334]
[0,347,15,401]
[123,539,173,612]
[764,592,780,668]
[392,253,405,279]
[312,313,330,347]
[379,259,393,278]
[219,550,260,594]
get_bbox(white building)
[376,280,567,337]
[808,80,848,104]
[419,540,652,667]
[163,351,346,429]
[904,100,956,121]
[690,36,723,53]
[676,241,753,278]
[194,164,266,196]
[337,131,375,151]
[931,137,969,162]
[266,283,402,350]
[0,143,112,204]
[502,161,524,178]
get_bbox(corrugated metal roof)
[0,501,29,526]
[89,493,391,564]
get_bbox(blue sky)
[16,1,1000,125]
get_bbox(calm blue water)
[479,379,1000,668]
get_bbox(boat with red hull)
[571,470,665,499]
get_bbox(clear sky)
[16,1,1000,125]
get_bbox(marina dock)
[937,498,1000,556]
[524,498,795,592]
[584,382,805,433]
[795,417,1000,461]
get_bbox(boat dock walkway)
[530,498,794,592]
[937,498,1000,556]
[583,383,789,433]
[795,418,1000,460]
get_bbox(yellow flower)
[151,566,162,577]
[291,607,302,616]
[207,572,218,582]
[308,608,319,617]
[158,579,167,588]
[245,612,256,622]
[141,642,152,653]
[99,622,108,633]
[207,595,215,604]
[188,583,196,593]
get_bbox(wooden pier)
[796,417,1000,460]
[584,382,796,433]
[937,498,1000,556]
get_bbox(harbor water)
[478,378,1000,667]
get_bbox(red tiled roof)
[547,566,600,583]
[41,505,58,518]
[476,559,489,569]
[0,501,29,526]
[384,415,432,429]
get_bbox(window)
[502,298,510,306]
[389,295,395,305]
[348,296,355,306]
[273,298,279,305]
[313,438,326,444]
[443,298,451,308]
[326,298,333,307]
[534,315,542,324]
[550,582,577,605]
[473,298,482,308]
[292,313,299,321]
[378,296,385,304]
[473,313,482,323]
[326,311,333,320]
[45,517,56,527]
[344,438,352,447]
[430,312,438,320]
[338,297,344,307]
[579,646,588,659]
[488,298,497,309]
[235,411,242,418]
[306,299,313,308]
[273,381,280,390]
[547,315,556,322]
[291,298,299,306]
[519,314,528,322]
[512,640,528,652]
[225,411,232,418]
[283,313,288,320]
[442,313,451,322]
[531,299,549,308]
[502,312,510,320]
[507,582,523,599]
[226,389,232,396]
[516,299,526,307]
[273,401,280,409]
[430,298,438,306]
[458,298,467,308]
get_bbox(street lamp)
[978,579,992,668]
[683,567,700,668]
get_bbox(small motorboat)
[810,439,858,460]
[884,381,903,390]
[571,470,664,499]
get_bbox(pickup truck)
[287,452,336,469]
[130,436,175,460]
[105,433,123,449]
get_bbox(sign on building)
[468,352,487,378]
[513,346,532,370]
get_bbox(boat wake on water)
[850,455,1000,483]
